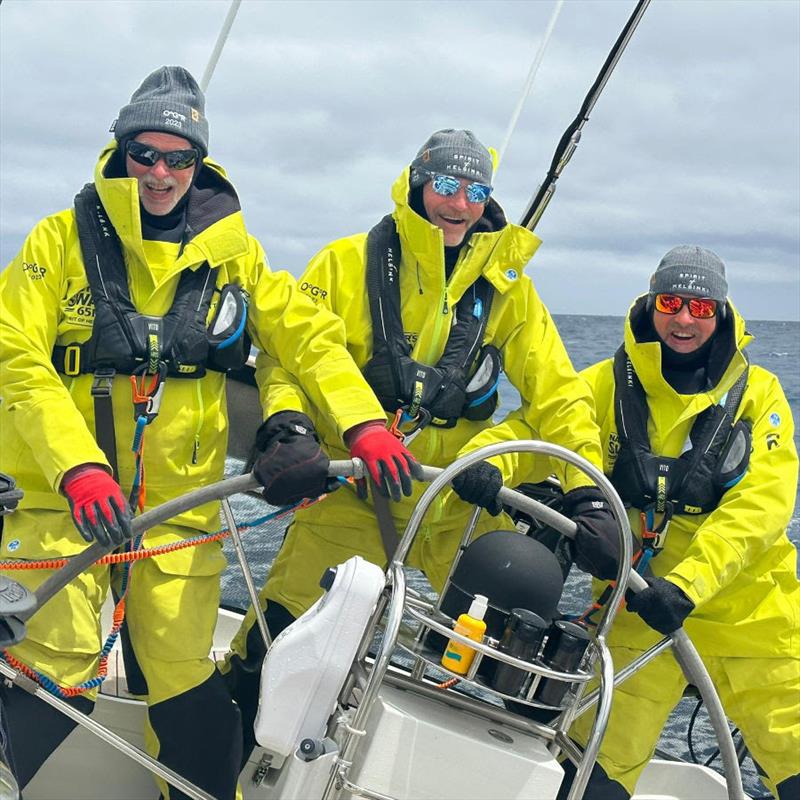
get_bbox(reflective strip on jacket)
[581,298,799,656]
[0,141,385,552]
[260,168,604,495]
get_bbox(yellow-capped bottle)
[440,594,489,675]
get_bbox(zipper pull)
[442,297,449,315]
[192,435,200,465]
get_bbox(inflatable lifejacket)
[362,214,502,428]
[51,183,250,380]
[610,346,751,518]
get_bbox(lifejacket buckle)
[91,367,116,398]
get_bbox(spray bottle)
[440,594,488,675]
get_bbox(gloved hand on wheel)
[252,411,331,506]
[626,576,695,635]
[562,486,620,580]
[451,461,504,516]
[344,421,422,502]
[61,464,132,547]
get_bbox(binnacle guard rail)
[0,445,746,800]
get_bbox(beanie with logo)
[112,66,209,156]
[409,129,493,189]
[649,245,728,304]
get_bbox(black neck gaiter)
[658,327,715,394]
[140,190,190,243]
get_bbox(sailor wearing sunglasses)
[559,246,800,799]
[0,66,415,800]
[221,129,619,764]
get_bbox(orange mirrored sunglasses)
[654,293,718,319]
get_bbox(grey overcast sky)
[1,0,798,320]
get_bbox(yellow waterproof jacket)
[262,169,603,492]
[582,297,799,656]
[0,142,385,554]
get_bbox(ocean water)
[221,314,799,798]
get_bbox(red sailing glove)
[344,421,423,502]
[61,465,133,547]
[626,577,696,635]
[451,461,504,516]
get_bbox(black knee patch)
[223,600,296,770]
[557,756,631,800]
[148,670,242,800]
[777,773,800,800]
[0,683,94,788]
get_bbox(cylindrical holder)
[535,619,591,707]
[491,609,548,696]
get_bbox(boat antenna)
[200,0,242,93]
[519,0,651,231]
[495,0,565,175]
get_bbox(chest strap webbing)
[362,214,496,426]
[611,345,749,517]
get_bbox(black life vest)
[52,183,250,379]
[610,346,751,517]
[361,214,502,428]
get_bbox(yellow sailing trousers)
[569,643,800,796]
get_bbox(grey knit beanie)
[409,129,493,189]
[112,66,209,155]
[649,245,728,304]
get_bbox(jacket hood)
[389,167,541,296]
[92,140,250,271]
[624,293,752,407]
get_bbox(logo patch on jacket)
[607,432,620,466]
[299,281,328,302]
[23,261,47,281]
[63,287,96,327]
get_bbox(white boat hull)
[22,609,740,800]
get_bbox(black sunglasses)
[125,140,199,170]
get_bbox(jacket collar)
[93,141,250,274]
[389,168,541,299]
[624,294,752,418]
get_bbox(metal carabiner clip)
[388,406,432,447]
[130,362,167,423]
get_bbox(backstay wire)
[495,0,565,175]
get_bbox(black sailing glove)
[562,486,621,580]
[451,461,504,516]
[626,577,695,635]
[0,472,23,515]
[252,411,331,506]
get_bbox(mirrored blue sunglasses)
[429,173,493,204]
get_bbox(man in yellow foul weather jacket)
[0,66,415,800]
[559,247,799,799]
[222,129,621,762]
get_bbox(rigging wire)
[200,0,243,93]
[495,0,564,175]
[518,0,651,231]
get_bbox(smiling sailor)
[559,247,800,800]
[221,128,621,763]
[0,66,415,800]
